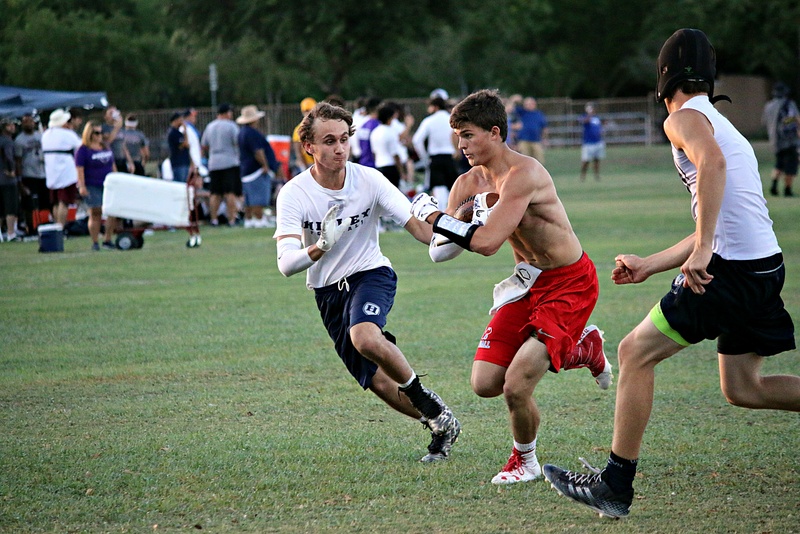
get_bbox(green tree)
[169,0,454,97]
[2,0,799,109]
[3,7,182,109]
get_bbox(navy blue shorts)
[653,253,795,356]
[314,266,397,389]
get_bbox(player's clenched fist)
[611,254,648,285]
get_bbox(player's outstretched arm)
[277,236,316,277]
[612,234,697,286]
[277,207,351,277]
[403,216,433,245]
[428,233,463,262]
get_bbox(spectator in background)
[513,95,548,164]
[355,97,382,168]
[101,106,128,173]
[0,118,20,241]
[579,102,605,181]
[389,102,416,187]
[182,107,207,179]
[762,82,800,197]
[412,95,457,209]
[350,97,370,162]
[201,103,240,226]
[371,103,404,188]
[76,121,118,251]
[504,97,520,151]
[69,108,85,135]
[167,111,191,183]
[291,97,317,176]
[324,94,346,107]
[42,109,81,228]
[15,113,50,234]
[237,105,282,228]
[121,114,150,176]
[429,88,449,101]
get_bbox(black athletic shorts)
[0,183,20,217]
[775,147,799,176]
[652,253,795,356]
[209,166,242,196]
[314,266,396,389]
[22,177,52,211]
[428,154,458,189]
[377,165,401,188]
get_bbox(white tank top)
[671,96,780,260]
[274,162,412,289]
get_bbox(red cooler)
[267,135,291,179]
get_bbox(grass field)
[1,142,798,533]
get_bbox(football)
[453,192,499,222]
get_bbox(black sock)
[601,451,637,495]
[398,377,442,420]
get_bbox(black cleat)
[543,464,633,519]
[420,417,461,463]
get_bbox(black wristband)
[432,213,479,251]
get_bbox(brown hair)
[450,89,508,142]
[298,102,355,145]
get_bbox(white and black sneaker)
[542,464,633,519]
[420,417,461,463]
[426,405,457,436]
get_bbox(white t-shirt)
[41,127,81,189]
[412,109,455,160]
[672,96,780,260]
[183,122,207,175]
[370,123,402,168]
[350,108,370,159]
[390,118,409,164]
[274,161,412,289]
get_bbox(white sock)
[399,372,417,389]
[514,439,537,456]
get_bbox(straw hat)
[236,105,265,125]
[48,108,71,128]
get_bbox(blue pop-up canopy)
[0,85,108,119]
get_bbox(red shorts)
[50,183,79,205]
[474,252,599,371]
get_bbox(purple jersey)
[75,145,114,187]
[357,118,380,167]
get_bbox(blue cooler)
[38,223,64,253]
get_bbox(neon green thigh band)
[649,302,691,347]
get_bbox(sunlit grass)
[1,142,797,533]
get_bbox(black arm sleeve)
[431,213,479,251]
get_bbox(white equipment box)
[102,172,194,227]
